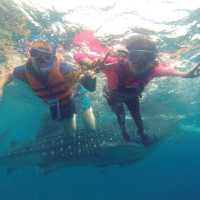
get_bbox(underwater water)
[0,0,200,199]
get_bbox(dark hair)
[126,35,158,65]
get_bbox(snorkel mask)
[124,35,158,75]
[29,40,57,74]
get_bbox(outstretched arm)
[155,62,200,78]
[0,69,13,97]
[181,63,200,78]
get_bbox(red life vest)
[24,56,73,104]
[104,60,153,93]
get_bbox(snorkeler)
[74,34,200,145]
[0,40,96,134]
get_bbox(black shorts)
[103,87,140,113]
[103,87,140,102]
[49,99,76,121]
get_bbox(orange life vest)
[25,56,73,104]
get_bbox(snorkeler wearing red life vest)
[74,34,200,145]
[0,40,96,134]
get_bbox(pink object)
[73,30,109,54]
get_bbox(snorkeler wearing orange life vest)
[0,40,96,134]
[74,34,200,145]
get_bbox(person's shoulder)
[13,65,27,81]
[13,65,26,75]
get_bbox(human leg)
[63,114,77,135]
[105,94,130,141]
[82,106,96,131]
[74,85,96,131]
[125,97,153,145]
[125,97,144,134]
[60,99,77,135]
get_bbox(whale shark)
[0,128,147,174]
[0,110,179,175]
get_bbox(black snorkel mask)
[127,49,157,66]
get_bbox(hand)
[83,70,96,79]
[0,89,3,102]
[0,68,12,98]
[187,63,200,78]
[79,58,104,73]
[0,69,6,98]
[92,58,106,72]
[93,51,112,72]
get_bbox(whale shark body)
[0,111,178,174]
[0,129,147,174]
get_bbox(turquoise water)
[0,0,200,199]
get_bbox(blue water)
[1,132,200,200]
[1,0,200,199]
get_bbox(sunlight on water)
[14,0,200,35]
